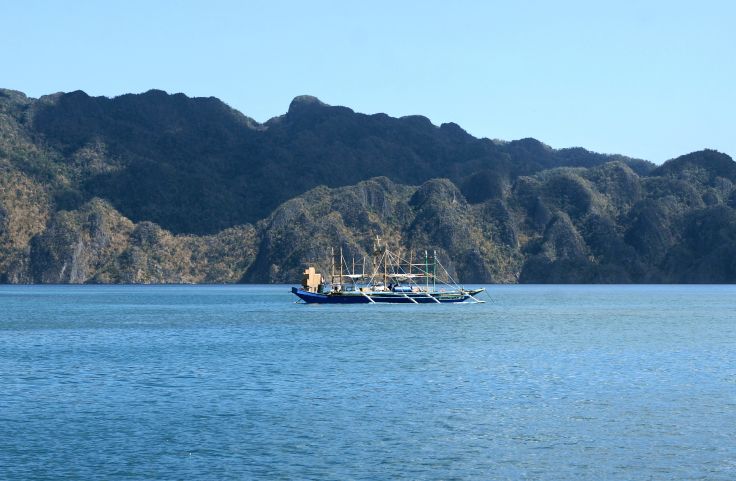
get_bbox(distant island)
[1,88,734,284]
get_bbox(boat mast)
[339,247,344,287]
[372,237,378,285]
[433,250,437,291]
[383,245,388,288]
[331,247,335,286]
[425,250,429,292]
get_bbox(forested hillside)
[1,88,733,283]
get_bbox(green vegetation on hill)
[1,88,734,283]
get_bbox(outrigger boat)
[291,238,485,304]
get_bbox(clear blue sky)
[5,0,734,163]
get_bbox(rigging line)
[390,249,458,292]
[391,249,452,289]
[391,248,455,290]
[339,252,360,287]
[367,250,386,287]
[391,251,410,283]
[391,250,420,290]
[389,249,427,289]
[434,256,461,290]
[387,250,405,288]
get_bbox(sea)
[1,284,734,480]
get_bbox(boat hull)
[291,287,481,304]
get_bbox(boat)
[291,238,486,304]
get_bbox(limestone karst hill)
[1,88,733,283]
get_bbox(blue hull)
[291,287,472,304]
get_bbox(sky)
[4,0,734,163]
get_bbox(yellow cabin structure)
[301,267,323,293]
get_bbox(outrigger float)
[291,238,486,304]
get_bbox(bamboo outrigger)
[291,238,485,304]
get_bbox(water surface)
[1,285,734,480]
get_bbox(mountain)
[1,88,651,234]
[1,88,734,284]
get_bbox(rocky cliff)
[1,88,733,283]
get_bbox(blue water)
[1,285,735,480]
